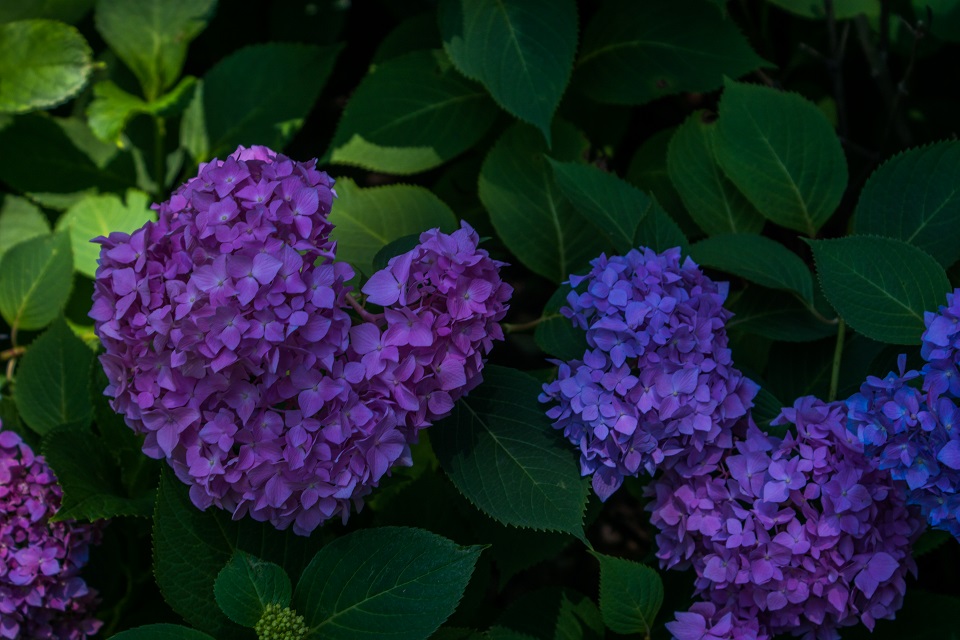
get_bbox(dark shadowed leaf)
[715,80,847,236]
[766,0,880,19]
[328,50,498,175]
[574,0,766,105]
[0,231,72,332]
[294,527,482,640]
[215,551,292,627]
[0,19,92,113]
[432,366,588,539]
[535,284,588,362]
[439,0,577,143]
[854,141,960,267]
[479,121,606,283]
[0,0,94,24]
[727,288,837,342]
[667,111,764,235]
[592,552,663,636]
[809,235,950,344]
[633,199,689,254]
[626,128,701,241]
[0,195,50,263]
[110,625,216,640]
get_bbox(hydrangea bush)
[2,1,960,639]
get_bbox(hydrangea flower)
[847,288,960,538]
[91,146,510,534]
[666,602,767,640]
[0,428,102,639]
[539,247,757,500]
[649,398,922,640]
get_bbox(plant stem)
[829,318,846,401]
[346,294,383,323]
[154,116,167,201]
[4,326,18,382]
[503,316,552,333]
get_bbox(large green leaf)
[0,230,73,331]
[574,0,766,105]
[86,76,197,144]
[0,195,50,263]
[0,114,135,194]
[535,285,588,362]
[479,121,606,283]
[183,43,341,161]
[854,141,960,267]
[626,129,701,241]
[110,625,216,640]
[14,317,92,434]
[328,50,498,175]
[55,189,155,278]
[153,469,319,638]
[808,235,950,345]
[215,551,292,627]
[667,111,765,235]
[0,0,94,25]
[715,80,848,236]
[293,527,482,640]
[548,160,651,254]
[42,424,154,520]
[633,198,689,254]
[329,178,458,277]
[0,19,92,113]
[592,552,663,637]
[94,0,215,100]
[689,234,814,303]
[431,366,588,539]
[439,0,577,143]
[765,0,879,18]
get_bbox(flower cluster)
[847,289,960,538]
[0,428,102,639]
[651,398,921,640]
[539,247,757,500]
[91,146,510,534]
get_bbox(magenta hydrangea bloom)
[649,398,922,640]
[0,428,102,639]
[91,146,510,534]
[539,247,757,500]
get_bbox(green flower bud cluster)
[254,602,308,640]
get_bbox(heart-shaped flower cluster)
[91,146,510,534]
[0,428,102,640]
[652,399,922,640]
[539,247,758,500]
[847,289,960,539]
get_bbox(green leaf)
[372,234,422,273]
[574,0,766,105]
[914,0,960,41]
[14,317,92,434]
[913,529,951,558]
[808,235,950,345]
[715,80,848,236]
[87,76,197,144]
[480,121,606,283]
[766,0,880,19]
[431,366,588,539]
[186,43,341,161]
[592,552,663,636]
[854,141,960,267]
[0,195,50,262]
[667,111,765,235]
[439,0,577,143]
[55,189,155,278]
[689,234,814,303]
[110,625,217,640]
[626,128,701,241]
[753,386,786,434]
[535,284,588,362]
[727,288,837,342]
[555,590,604,640]
[372,12,441,64]
[0,19,92,113]
[0,114,135,194]
[215,551,292,628]
[329,178,458,277]
[153,469,319,638]
[293,527,482,640]
[0,230,73,331]
[42,425,154,520]
[328,50,498,175]
[94,0,215,100]
[548,160,651,254]
[0,0,94,25]
[633,198,689,254]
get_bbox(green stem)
[828,318,846,402]
[503,315,553,333]
[154,116,167,200]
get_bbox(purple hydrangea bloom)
[650,398,922,640]
[666,602,768,640]
[91,147,510,534]
[539,247,757,500]
[0,428,102,639]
